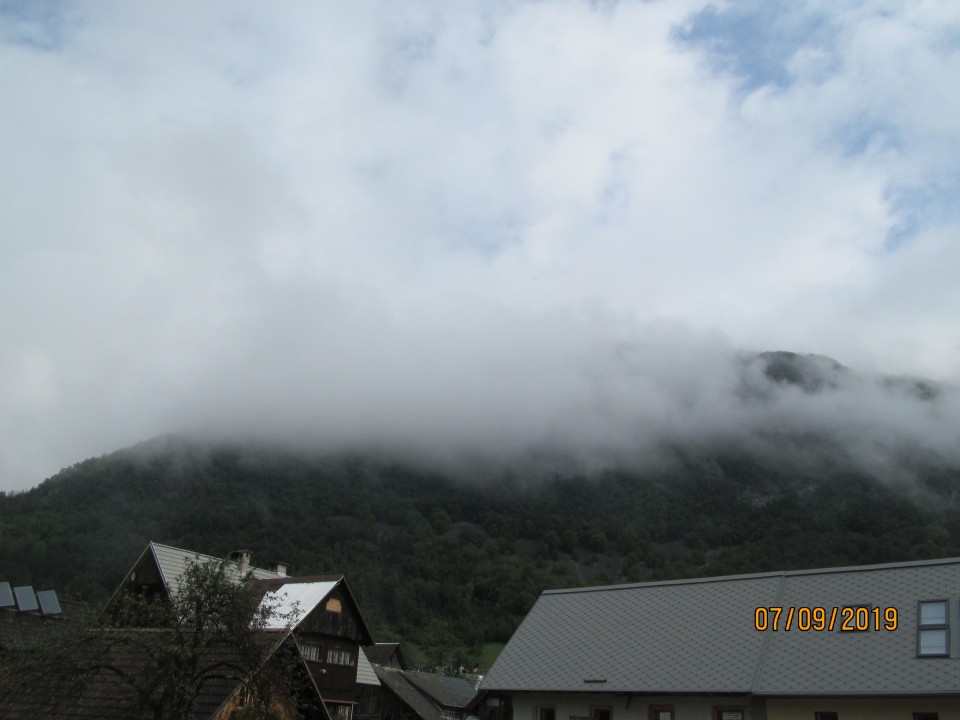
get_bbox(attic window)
[326,597,342,613]
[918,600,949,657]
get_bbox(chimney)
[269,561,288,577]
[229,550,252,576]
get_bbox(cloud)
[1,1,959,490]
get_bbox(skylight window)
[918,600,949,657]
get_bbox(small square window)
[537,707,555,720]
[920,628,948,655]
[648,706,674,720]
[591,706,611,720]
[920,601,947,625]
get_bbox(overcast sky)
[2,1,959,491]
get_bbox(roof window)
[918,600,949,657]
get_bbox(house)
[251,574,378,720]
[374,666,478,720]
[476,557,960,720]
[359,640,478,720]
[111,541,381,720]
[105,542,288,610]
[1,550,329,720]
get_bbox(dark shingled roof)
[365,641,405,668]
[403,671,477,709]
[481,557,960,697]
[375,666,446,720]
[374,667,478,720]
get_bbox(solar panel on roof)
[0,582,14,607]
[37,589,62,615]
[14,586,39,612]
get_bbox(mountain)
[1,352,958,667]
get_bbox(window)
[590,706,612,720]
[326,597,343,613]
[536,707,555,720]
[814,713,838,720]
[326,646,356,666]
[918,600,949,657]
[235,685,253,708]
[301,642,322,662]
[648,706,674,720]
[331,705,353,720]
[713,709,743,720]
[913,714,939,720]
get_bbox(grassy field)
[479,642,505,672]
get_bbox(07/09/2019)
[754,606,898,632]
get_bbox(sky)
[1,0,959,491]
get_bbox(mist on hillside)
[7,297,960,491]
[143,321,960,487]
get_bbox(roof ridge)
[542,556,960,595]
[149,541,282,576]
[543,570,784,594]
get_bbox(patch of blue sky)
[884,173,960,251]
[831,115,903,159]
[0,0,78,52]
[673,1,837,93]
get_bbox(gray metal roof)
[481,557,960,697]
[149,542,283,597]
[356,647,381,687]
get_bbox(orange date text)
[754,606,898,632]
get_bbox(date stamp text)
[754,606,898,632]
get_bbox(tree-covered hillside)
[2,424,960,668]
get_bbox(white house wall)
[509,692,755,720]
[766,697,960,720]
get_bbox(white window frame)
[918,600,949,657]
